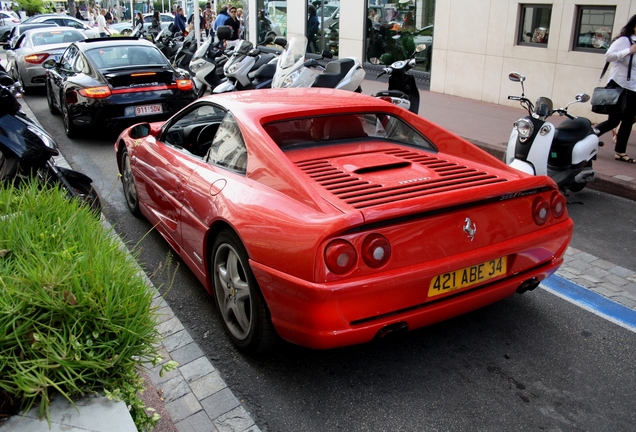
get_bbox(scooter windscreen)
[278,36,307,70]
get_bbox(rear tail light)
[79,86,112,98]
[361,234,391,268]
[176,79,194,91]
[550,192,566,219]
[532,197,550,225]
[325,239,357,274]
[24,53,50,64]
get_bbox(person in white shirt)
[97,8,111,37]
[594,14,636,163]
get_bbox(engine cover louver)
[295,148,507,209]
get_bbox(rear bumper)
[251,220,572,349]
[69,90,195,130]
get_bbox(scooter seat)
[252,53,276,71]
[554,117,592,144]
[312,58,355,88]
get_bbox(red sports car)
[114,88,573,353]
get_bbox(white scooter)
[212,37,278,93]
[271,36,365,92]
[506,72,599,193]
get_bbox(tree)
[15,0,45,16]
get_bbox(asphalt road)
[23,92,636,431]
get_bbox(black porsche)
[43,37,196,138]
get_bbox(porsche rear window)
[86,45,166,69]
[264,113,436,151]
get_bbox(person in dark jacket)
[307,5,319,53]
[173,6,187,33]
[226,6,240,40]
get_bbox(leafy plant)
[14,0,45,16]
[0,183,175,430]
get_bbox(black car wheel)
[120,149,142,217]
[62,95,79,138]
[46,82,59,115]
[212,230,276,354]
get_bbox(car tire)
[122,28,132,36]
[17,72,30,95]
[46,82,59,115]
[120,149,142,217]
[62,95,79,138]
[212,230,276,354]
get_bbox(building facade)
[244,1,636,120]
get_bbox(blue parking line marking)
[541,274,636,333]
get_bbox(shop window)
[517,4,552,46]
[573,6,615,53]
[365,1,436,73]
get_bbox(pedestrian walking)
[214,5,230,32]
[203,2,215,37]
[594,14,636,163]
[307,5,319,54]
[226,6,240,40]
[97,8,111,37]
[173,6,187,34]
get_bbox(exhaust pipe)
[375,322,409,340]
[516,277,541,294]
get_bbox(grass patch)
[0,183,175,430]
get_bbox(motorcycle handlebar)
[376,70,387,78]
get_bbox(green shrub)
[0,184,174,430]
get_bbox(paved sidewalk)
[5,84,635,432]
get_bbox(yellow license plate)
[428,257,507,297]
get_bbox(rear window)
[31,29,84,46]
[264,113,436,151]
[86,45,166,69]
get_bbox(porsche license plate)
[135,104,163,116]
[428,257,507,297]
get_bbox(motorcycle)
[172,30,198,72]
[0,77,100,211]
[189,27,236,97]
[373,44,426,114]
[271,35,365,92]
[212,37,279,94]
[505,71,599,194]
[155,24,183,62]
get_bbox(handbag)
[591,36,634,115]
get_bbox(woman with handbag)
[594,14,636,163]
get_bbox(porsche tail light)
[550,192,566,219]
[325,239,357,274]
[24,53,50,64]
[532,197,550,225]
[361,234,391,268]
[79,86,112,98]
[176,79,194,91]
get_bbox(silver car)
[109,12,174,35]
[20,14,102,38]
[4,27,86,92]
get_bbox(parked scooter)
[0,80,101,211]
[373,45,426,114]
[173,30,198,72]
[189,27,235,97]
[212,37,279,93]
[155,24,183,62]
[505,72,599,194]
[271,36,365,92]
